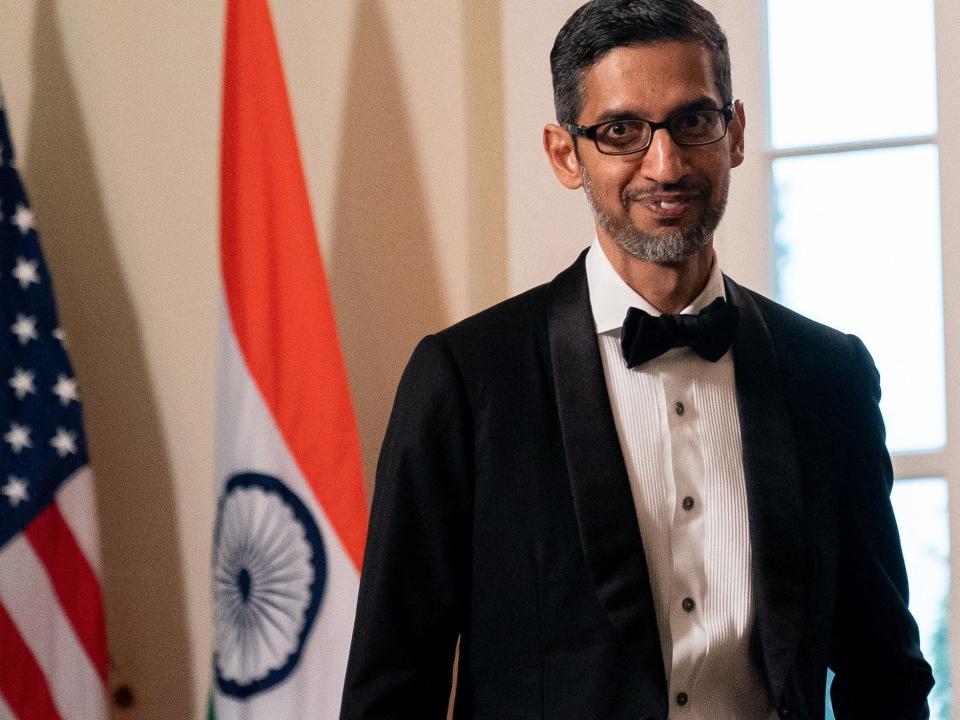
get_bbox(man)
[340,1,934,718]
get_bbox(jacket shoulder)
[438,251,587,359]
[729,280,877,394]
[731,281,853,353]
[733,282,846,346]
[441,281,552,353]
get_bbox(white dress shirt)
[585,240,777,719]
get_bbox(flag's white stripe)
[213,309,360,720]
[54,465,103,580]
[0,535,106,720]
[0,690,16,720]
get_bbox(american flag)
[0,90,109,719]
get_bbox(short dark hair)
[550,0,732,124]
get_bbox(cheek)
[582,156,645,206]
[594,164,639,200]
[701,149,734,183]
[705,160,731,195]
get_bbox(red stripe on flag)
[24,502,109,684]
[220,0,367,570]
[0,601,63,720]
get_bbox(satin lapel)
[725,277,804,702]
[547,251,659,642]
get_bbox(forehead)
[578,41,720,121]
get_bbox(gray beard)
[582,171,725,264]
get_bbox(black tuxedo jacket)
[341,252,933,720]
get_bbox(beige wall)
[5,1,925,719]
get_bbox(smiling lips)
[628,192,701,219]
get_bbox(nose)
[641,127,687,184]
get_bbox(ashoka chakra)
[213,472,327,698]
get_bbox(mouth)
[629,194,700,219]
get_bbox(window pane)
[773,145,945,453]
[891,478,951,719]
[767,0,937,148]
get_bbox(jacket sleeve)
[340,334,473,720]
[829,335,934,719]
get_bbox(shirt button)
[682,597,696,612]
[674,401,685,416]
[682,496,695,511]
[676,692,689,706]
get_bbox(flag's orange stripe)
[0,601,64,720]
[220,0,367,571]
[24,502,109,684]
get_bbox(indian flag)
[211,1,368,718]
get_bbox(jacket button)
[676,692,689,706]
[682,597,696,612]
[682,496,695,511]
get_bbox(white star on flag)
[12,204,34,234]
[50,427,78,457]
[9,367,36,400]
[10,313,38,345]
[52,374,79,406]
[12,256,40,290]
[2,475,29,507]
[4,422,32,453]
[52,327,67,345]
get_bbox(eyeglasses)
[563,104,735,155]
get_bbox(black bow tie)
[620,297,739,368]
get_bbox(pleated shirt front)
[585,241,777,720]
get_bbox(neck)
[597,235,715,314]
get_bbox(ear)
[543,123,584,189]
[728,99,746,169]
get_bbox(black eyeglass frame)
[563,103,735,156]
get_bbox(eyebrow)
[591,96,721,125]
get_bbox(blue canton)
[0,91,89,549]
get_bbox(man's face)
[573,41,744,265]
